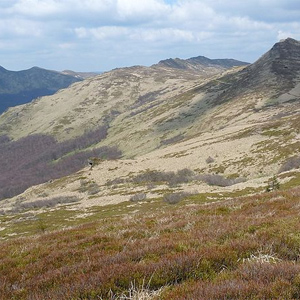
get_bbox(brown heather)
[1,187,300,299]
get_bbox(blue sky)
[0,0,299,72]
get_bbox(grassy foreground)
[1,186,300,299]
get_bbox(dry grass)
[1,186,300,299]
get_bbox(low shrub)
[206,156,215,164]
[163,192,189,204]
[130,193,147,202]
[87,183,101,195]
[122,168,195,187]
[197,174,246,187]
[278,156,300,173]
[160,134,184,146]
[79,180,100,195]
[16,196,79,210]
[106,178,126,186]
[107,169,246,189]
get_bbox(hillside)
[0,66,82,114]
[2,186,300,299]
[0,64,228,153]
[1,38,300,299]
[0,39,299,205]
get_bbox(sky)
[0,0,299,72]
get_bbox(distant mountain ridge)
[0,55,246,115]
[0,66,82,114]
[157,56,249,70]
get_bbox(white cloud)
[170,0,215,23]
[116,0,169,20]
[90,26,129,40]
[0,18,42,38]
[12,0,61,17]
[58,43,74,49]
[0,0,299,71]
[277,28,300,41]
[74,27,88,39]
[131,28,194,42]
[75,26,129,40]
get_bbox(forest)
[0,126,121,200]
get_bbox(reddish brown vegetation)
[1,187,300,299]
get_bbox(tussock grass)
[1,186,300,299]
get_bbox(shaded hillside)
[213,37,300,102]
[0,66,82,114]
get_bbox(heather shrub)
[3,186,300,298]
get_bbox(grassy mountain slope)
[1,38,300,300]
[0,39,299,204]
[0,65,222,155]
[0,66,82,114]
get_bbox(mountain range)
[1,37,300,299]
[0,37,299,214]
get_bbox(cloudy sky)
[0,0,299,72]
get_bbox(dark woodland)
[0,126,121,200]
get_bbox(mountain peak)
[249,37,300,74]
[269,37,300,59]
[279,37,299,44]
